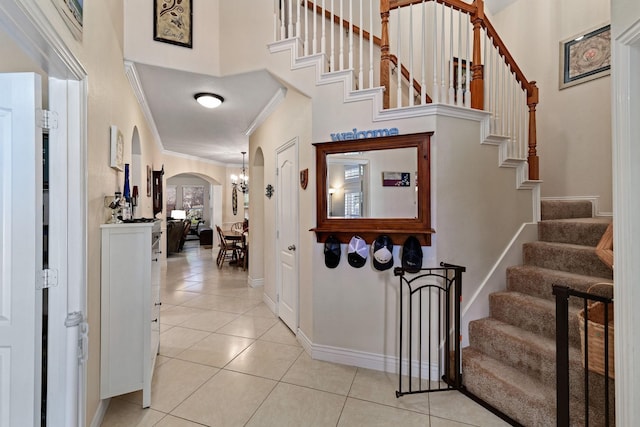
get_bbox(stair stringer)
[268,38,386,115]
[269,36,542,215]
[480,117,542,192]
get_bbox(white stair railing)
[272,0,540,178]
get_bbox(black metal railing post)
[552,285,571,427]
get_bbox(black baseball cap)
[402,236,423,273]
[372,235,394,271]
[324,235,341,268]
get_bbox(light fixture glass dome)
[194,92,224,109]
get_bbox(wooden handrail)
[305,1,430,103]
[302,0,539,179]
[391,0,475,14]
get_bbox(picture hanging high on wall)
[559,24,611,89]
[51,0,83,40]
[154,0,193,48]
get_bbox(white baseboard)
[89,398,110,427]
[262,292,276,313]
[296,328,313,355]
[310,341,439,380]
[248,276,264,288]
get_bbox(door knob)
[288,245,296,251]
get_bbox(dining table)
[223,229,248,269]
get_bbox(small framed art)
[110,125,124,171]
[154,0,193,48]
[382,172,410,187]
[560,24,611,90]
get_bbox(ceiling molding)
[244,86,287,136]
[162,148,227,166]
[124,60,164,153]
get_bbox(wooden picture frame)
[153,0,193,48]
[146,165,152,197]
[560,24,611,89]
[110,125,124,171]
[382,172,410,187]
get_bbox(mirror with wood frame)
[312,132,434,245]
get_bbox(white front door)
[276,140,299,332]
[0,73,44,427]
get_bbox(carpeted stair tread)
[462,346,556,426]
[467,318,614,418]
[468,318,584,392]
[523,241,613,279]
[489,291,581,348]
[507,265,614,306]
[539,217,611,246]
[541,200,593,220]
[463,346,612,426]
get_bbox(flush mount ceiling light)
[194,92,224,109]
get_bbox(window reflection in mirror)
[326,147,417,219]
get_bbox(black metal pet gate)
[395,262,465,397]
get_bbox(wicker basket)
[577,299,614,378]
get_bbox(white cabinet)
[100,221,161,408]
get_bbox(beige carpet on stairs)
[462,200,614,426]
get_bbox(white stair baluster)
[440,2,446,102]
[349,0,353,72]
[330,0,335,71]
[339,0,344,70]
[432,1,439,103]
[313,0,318,54]
[420,0,426,105]
[369,0,374,88]
[281,0,286,39]
[456,9,463,107]
[305,0,309,55]
[409,4,414,106]
[273,0,278,41]
[288,0,293,38]
[397,8,402,108]
[359,0,364,88]
[322,0,326,57]
[464,14,471,108]
[448,7,455,105]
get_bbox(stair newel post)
[527,81,539,180]
[380,0,391,109]
[552,285,571,427]
[470,0,485,110]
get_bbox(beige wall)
[249,85,314,336]
[491,0,612,213]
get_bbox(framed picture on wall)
[153,0,193,48]
[51,0,83,40]
[110,125,124,171]
[146,165,152,197]
[559,24,611,89]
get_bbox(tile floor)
[100,241,510,427]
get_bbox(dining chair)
[215,225,241,268]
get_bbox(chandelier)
[231,151,249,194]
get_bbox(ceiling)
[135,63,285,165]
[134,0,516,167]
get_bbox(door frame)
[0,1,88,425]
[275,138,299,330]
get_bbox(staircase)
[462,200,614,426]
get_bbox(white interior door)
[0,72,43,427]
[276,140,299,332]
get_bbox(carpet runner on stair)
[462,200,614,426]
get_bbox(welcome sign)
[330,127,400,141]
